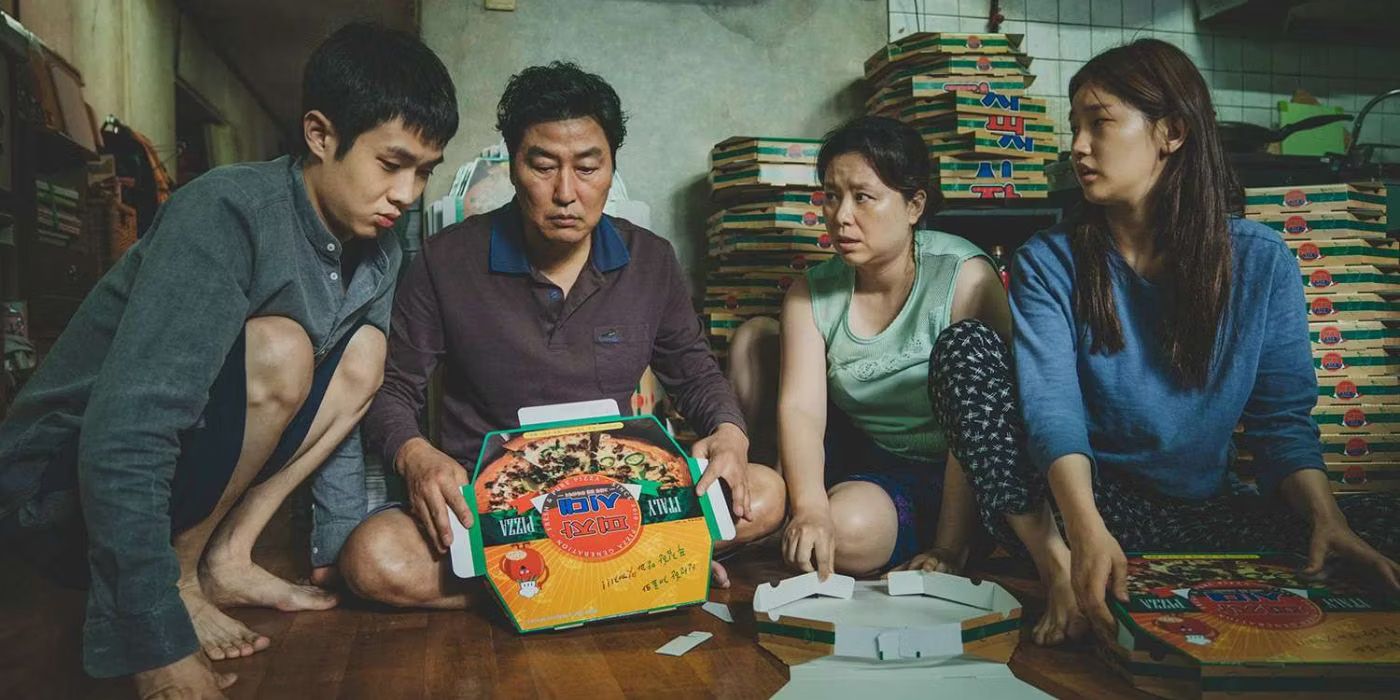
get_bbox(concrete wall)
[420,0,886,278]
[16,0,281,177]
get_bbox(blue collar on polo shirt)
[489,198,631,275]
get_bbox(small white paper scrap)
[702,601,734,623]
[656,631,713,656]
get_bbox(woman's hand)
[783,506,838,580]
[1304,516,1400,591]
[891,545,967,575]
[1066,519,1129,636]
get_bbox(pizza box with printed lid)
[709,251,830,276]
[1314,348,1400,376]
[1101,552,1400,699]
[708,231,835,257]
[1305,294,1400,322]
[1233,445,1400,491]
[1312,404,1400,433]
[937,157,1047,181]
[721,189,826,215]
[937,178,1050,200]
[710,136,822,171]
[754,571,1022,668]
[925,129,1058,160]
[1301,265,1400,296]
[1261,211,1390,241]
[1316,375,1400,405]
[867,75,1034,117]
[867,51,1034,89]
[914,112,1055,141]
[1308,321,1400,351]
[1244,182,1386,216]
[710,162,820,193]
[447,402,735,633]
[897,90,1049,124]
[709,207,825,232]
[864,32,1027,76]
[1290,238,1398,268]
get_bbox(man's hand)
[1304,515,1400,592]
[396,437,473,553]
[133,653,235,699]
[691,423,752,521]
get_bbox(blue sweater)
[1010,218,1323,500]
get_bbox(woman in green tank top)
[774,117,1011,579]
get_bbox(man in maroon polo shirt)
[338,62,786,606]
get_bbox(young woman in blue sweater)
[930,39,1400,646]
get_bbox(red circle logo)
[967,35,983,49]
[1343,465,1369,484]
[539,474,643,561]
[790,254,809,271]
[976,56,992,72]
[1319,326,1343,345]
[1298,243,1322,261]
[1284,215,1310,235]
[1284,189,1309,208]
[1310,297,1334,316]
[725,294,739,309]
[1321,352,1346,371]
[1335,380,1360,399]
[1345,437,1371,457]
[802,211,820,227]
[1343,408,1368,428]
[809,191,826,206]
[818,234,832,249]
[975,81,991,94]
[1189,581,1323,630]
[787,144,805,159]
[1309,270,1334,288]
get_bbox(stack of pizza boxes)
[1243,182,1398,493]
[704,137,836,358]
[864,33,1052,201]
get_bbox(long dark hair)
[1068,39,1238,388]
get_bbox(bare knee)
[340,510,443,607]
[336,326,386,408]
[734,463,785,543]
[827,482,898,575]
[244,316,313,414]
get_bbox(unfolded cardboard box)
[708,231,834,257]
[1314,347,1400,376]
[447,408,734,633]
[1291,238,1399,267]
[925,129,1058,160]
[1244,182,1386,216]
[870,54,1034,89]
[1301,265,1400,295]
[937,178,1049,200]
[709,251,830,276]
[1103,553,1400,699]
[710,206,825,232]
[865,32,1027,74]
[755,572,1022,668]
[1312,404,1400,433]
[1261,211,1389,241]
[1306,293,1400,322]
[916,113,1055,141]
[1316,374,1400,405]
[1309,320,1400,350]
[937,157,1046,181]
[867,74,1034,116]
[710,162,820,193]
[722,189,827,213]
[711,137,822,170]
[899,90,1049,123]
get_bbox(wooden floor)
[0,509,1152,699]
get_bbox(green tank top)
[806,230,990,461]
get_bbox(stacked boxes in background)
[864,33,1052,202]
[1241,182,1399,493]
[705,137,834,358]
[35,180,83,248]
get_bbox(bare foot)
[711,560,731,589]
[200,558,339,612]
[178,580,271,661]
[1033,563,1090,646]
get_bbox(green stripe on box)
[953,118,1053,133]
[939,182,1049,193]
[1247,191,1387,206]
[961,617,1021,643]
[755,621,836,645]
[1303,273,1400,285]
[913,78,1026,92]
[1329,468,1400,481]
[888,36,1014,57]
[1323,441,1400,453]
[1308,300,1400,313]
[1202,676,1400,693]
[722,213,822,225]
[1319,384,1400,396]
[1314,410,1400,424]
[1313,356,1400,368]
[1266,219,1389,233]
[712,145,819,162]
[954,94,1046,113]
[1299,245,1400,259]
[939,160,1046,175]
[1310,329,1400,342]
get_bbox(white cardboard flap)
[517,399,620,425]
[447,508,478,579]
[697,458,737,541]
[885,571,1019,614]
[754,571,857,616]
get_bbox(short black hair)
[817,116,930,202]
[301,21,458,158]
[496,62,627,159]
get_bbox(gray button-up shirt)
[0,156,397,677]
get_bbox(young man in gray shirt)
[0,22,455,697]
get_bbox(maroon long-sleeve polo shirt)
[363,199,746,470]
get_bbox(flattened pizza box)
[937,156,1046,181]
[449,411,734,633]
[913,112,1055,140]
[1312,404,1400,433]
[1103,552,1400,699]
[709,251,831,276]
[925,129,1058,160]
[1301,265,1400,296]
[867,76,1034,116]
[864,32,1027,76]
[1309,321,1400,351]
[722,188,827,214]
[1260,212,1390,242]
[938,178,1050,200]
[1306,293,1400,322]
[705,311,745,339]
[702,294,782,318]
[756,572,1022,668]
[1316,374,1400,406]
[1291,238,1399,268]
[897,91,1049,124]
[710,162,819,193]
[710,206,825,232]
[866,51,1034,88]
[1244,182,1387,216]
[710,136,821,170]
[709,232,835,257]
[1313,347,1400,376]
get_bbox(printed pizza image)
[475,431,693,512]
